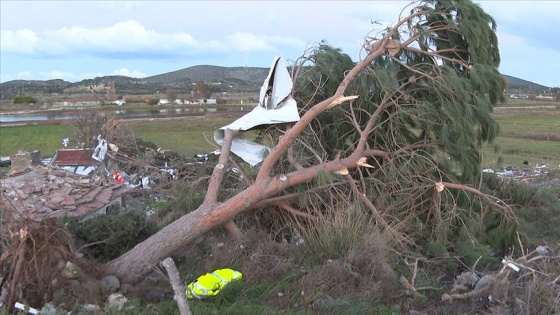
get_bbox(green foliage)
[313,298,399,315]
[294,42,357,159]
[147,98,159,105]
[482,173,560,246]
[64,210,157,262]
[294,0,505,183]
[13,95,36,104]
[154,181,206,227]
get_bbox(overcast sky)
[1,1,559,87]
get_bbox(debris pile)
[441,246,560,313]
[1,165,128,222]
[484,163,552,183]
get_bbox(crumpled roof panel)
[51,149,101,167]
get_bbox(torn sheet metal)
[214,57,301,166]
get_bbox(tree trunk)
[107,153,362,282]
[108,186,265,281]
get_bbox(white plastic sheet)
[91,135,107,162]
[214,57,300,166]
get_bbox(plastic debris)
[186,268,242,300]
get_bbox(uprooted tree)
[108,0,518,282]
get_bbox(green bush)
[13,95,36,104]
[64,210,157,262]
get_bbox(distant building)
[53,99,104,107]
[199,98,217,105]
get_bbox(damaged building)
[1,151,129,223]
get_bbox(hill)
[145,65,269,85]
[0,65,553,100]
[502,74,549,93]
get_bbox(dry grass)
[0,215,111,312]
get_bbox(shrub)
[64,210,157,262]
[13,95,36,104]
[300,205,374,265]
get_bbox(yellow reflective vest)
[186,268,242,300]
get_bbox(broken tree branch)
[204,129,243,241]
[161,257,192,315]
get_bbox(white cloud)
[2,20,216,59]
[112,68,146,78]
[1,29,41,55]
[0,20,308,61]
[226,32,273,52]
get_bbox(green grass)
[122,116,240,156]
[481,108,560,169]
[500,98,559,107]
[0,124,71,158]
[0,116,239,158]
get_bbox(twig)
[274,202,317,221]
[400,275,421,298]
[161,257,192,315]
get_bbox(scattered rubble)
[484,163,554,183]
[1,153,128,222]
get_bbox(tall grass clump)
[299,204,374,265]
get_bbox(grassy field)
[0,124,70,158]
[481,108,560,169]
[0,115,241,158]
[1,108,559,170]
[498,98,558,107]
[121,116,240,156]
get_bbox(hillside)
[502,74,549,92]
[0,65,553,100]
[145,65,269,85]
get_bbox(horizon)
[0,66,554,90]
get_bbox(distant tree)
[556,91,560,102]
[147,99,159,106]
[165,89,177,103]
[13,95,36,104]
[528,94,536,101]
[71,110,106,149]
[195,81,211,99]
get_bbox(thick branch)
[205,129,236,204]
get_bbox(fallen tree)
[108,0,518,282]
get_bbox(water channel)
[0,106,250,124]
